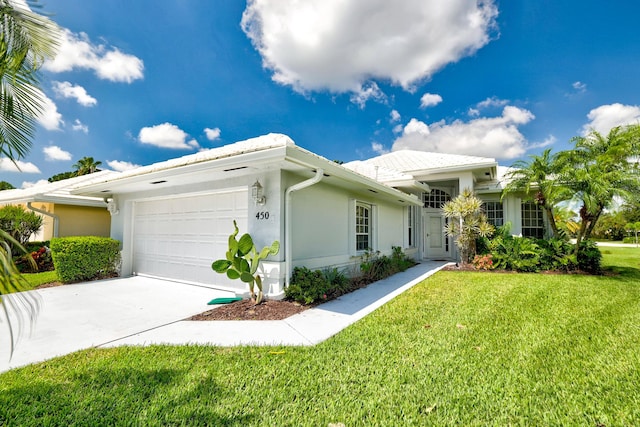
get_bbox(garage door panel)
[133,190,248,287]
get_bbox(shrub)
[0,205,43,249]
[577,240,602,274]
[489,234,540,272]
[472,254,494,270]
[50,236,120,283]
[15,245,54,273]
[359,247,416,283]
[537,238,576,272]
[286,267,331,305]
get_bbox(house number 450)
[256,211,270,220]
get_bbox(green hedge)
[50,236,121,283]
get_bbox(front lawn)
[1,250,640,425]
[21,270,59,289]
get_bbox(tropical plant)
[0,0,60,356]
[212,220,279,304]
[0,205,43,247]
[559,125,640,256]
[489,233,540,272]
[0,0,60,160]
[72,156,102,176]
[502,148,568,238]
[443,188,494,265]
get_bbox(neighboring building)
[0,172,115,241]
[72,134,550,298]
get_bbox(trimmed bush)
[50,236,121,283]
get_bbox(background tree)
[502,148,567,238]
[559,125,640,255]
[443,188,494,265]
[47,171,77,182]
[0,0,60,356]
[0,181,15,190]
[72,156,102,176]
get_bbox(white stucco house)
[72,133,549,298]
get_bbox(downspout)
[284,168,324,288]
[27,201,60,238]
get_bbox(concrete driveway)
[0,276,234,373]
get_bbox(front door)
[424,212,449,259]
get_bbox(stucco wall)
[53,204,111,237]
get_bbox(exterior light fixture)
[252,180,266,205]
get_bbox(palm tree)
[0,0,60,356]
[560,125,640,255]
[1,0,60,160]
[73,156,102,176]
[443,188,494,265]
[502,148,568,238]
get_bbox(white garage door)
[132,189,248,287]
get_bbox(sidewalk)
[101,260,449,348]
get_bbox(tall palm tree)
[0,0,60,356]
[501,148,568,238]
[72,156,103,176]
[560,125,640,255]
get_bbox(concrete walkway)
[1,261,448,373]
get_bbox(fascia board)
[410,161,498,176]
[72,146,289,195]
[284,146,422,206]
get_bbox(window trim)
[521,200,545,238]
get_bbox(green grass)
[2,250,640,425]
[21,270,59,289]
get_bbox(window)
[423,189,451,209]
[407,206,416,247]
[356,203,371,251]
[521,201,544,238]
[484,201,504,227]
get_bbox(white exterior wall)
[286,173,409,275]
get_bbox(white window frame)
[521,201,544,238]
[355,202,372,252]
[484,201,504,227]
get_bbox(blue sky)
[4,0,640,188]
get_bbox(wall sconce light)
[252,180,266,205]
[104,197,119,216]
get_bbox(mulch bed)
[188,299,309,321]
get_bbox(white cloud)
[349,82,385,108]
[138,123,199,150]
[0,158,41,173]
[52,81,97,106]
[581,103,640,135]
[572,81,587,93]
[241,0,498,103]
[204,127,221,141]
[390,110,401,123]
[21,179,49,189]
[392,106,535,159]
[477,96,509,109]
[36,91,63,131]
[372,141,389,155]
[72,119,89,133]
[43,145,72,161]
[44,29,144,83]
[107,160,141,172]
[420,93,443,108]
[469,97,508,116]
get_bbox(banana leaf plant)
[212,220,279,304]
